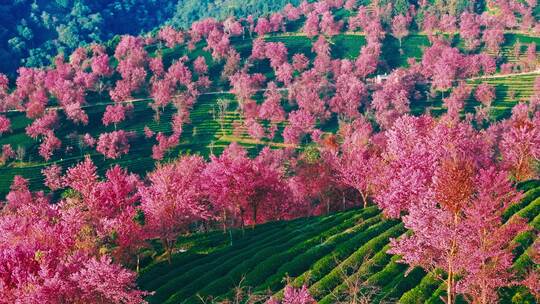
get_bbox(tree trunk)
[252,205,258,229]
[162,239,172,264]
[481,287,488,304]
[167,243,172,265]
[360,191,368,208]
[326,198,330,214]
[136,253,140,273]
[446,213,459,304]
[240,209,245,236]
[224,209,233,246]
[446,265,454,304]
[222,210,227,233]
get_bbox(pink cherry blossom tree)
[102,104,127,128]
[255,17,272,36]
[245,118,266,140]
[276,62,294,86]
[292,53,310,72]
[482,15,505,54]
[389,165,527,304]
[193,56,209,75]
[0,144,15,163]
[266,42,289,69]
[149,56,165,78]
[329,73,367,120]
[223,17,244,36]
[375,114,527,303]
[443,81,471,120]
[205,28,231,60]
[288,69,328,119]
[96,130,131,159]
[42,164,64,190]
[283,110,316,144]
[204,144,291,227]
[91,53,113,78]
[328,117,382,207]
[284,3,302,21]
[259,82,286,123]
[440,14,457,33]
[144,126,155,138]
[499,104,540,181]
[69,255,148,303]
[287,147,346,215]
[320,11,343,36]
[460,12,481,51]
[12,67,48,118]
[267,284,315,304]
[354,42,381,79]
[229,71,266,110]
[371,68,422,129]
[0,115,11,135]
[151,132,180,160]
[474,83,496,107]
[157,26,185,48]
[140,155,210,263]
[0,175,147,303]
[63,155,98,198]
[38,131,62,161]
[110,36,148,103]
[391,14,410,48]
[304,12,320,38]
[269,13,286,33]
[25,110,59,139]
[222,50,242,78]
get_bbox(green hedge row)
[153,211,353,303]
[174,211,359,303]
[307,223,404,300]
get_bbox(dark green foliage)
[0,0,299,76]
[168,0,302,29]
[0,0,177,75]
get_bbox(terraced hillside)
[419,72,540,119]
[137,180,540,304]
[1,32,539,197]
[1,1,540,302]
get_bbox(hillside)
[0,32,539,197]
[0,0,297,76]
[0,0,539,303]
[138,180,540,304]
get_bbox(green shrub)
[504,187,540,221]
[254,209,381,293]
[308,223,404,299]
[159,211,352,303]
[377,266,425,302]
[398,272,441,304]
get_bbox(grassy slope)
[137,180,540,304]
[0,32,538,197]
